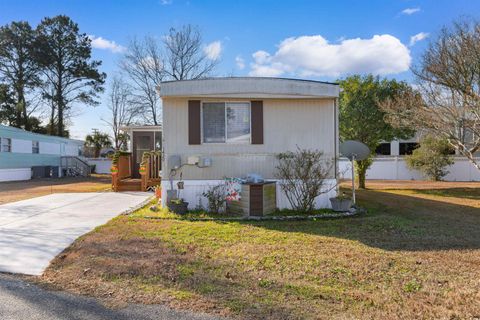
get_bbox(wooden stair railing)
[112,153,132,191]
[140,151,161,191]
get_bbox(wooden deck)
[112,152,161,192]
[116,178,142,191]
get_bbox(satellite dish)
[340,140,370,161]
[339,140,370,205]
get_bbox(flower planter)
[168,201,189,214]
[110,166,119,175]
[329,197,352,212]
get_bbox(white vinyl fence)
[86,158,112,174]
[339,156,480,181]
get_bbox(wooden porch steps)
[117,178,142,191]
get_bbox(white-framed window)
[1,137,11,152]
[32,141,39,154]
[202,102,251,144]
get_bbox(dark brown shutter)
[188,100,201,145]
[251,100,263,144]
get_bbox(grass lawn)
[39,181,480,319]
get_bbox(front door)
[132,131,154,178]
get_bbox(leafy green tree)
[0,84,15,125]
[339,75,414,188]
[35,15,106,137]
[84,131,112,158]
[406,135,454,181]
[0,83,46,133]
[0,21,41,130]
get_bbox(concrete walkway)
[0,274,223,320]
[0,192,151,275]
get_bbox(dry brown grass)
[0,174,112,204]
[38,181,480,319]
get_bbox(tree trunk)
[357,167,367,189]
[19,93,29,131]
[354,158,373,189]
[57,104,63,137]
[56,80,64,137]
[49,104,55,135]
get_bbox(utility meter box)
[169,155,181,169]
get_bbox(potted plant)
[110,165,118,175]
[329,193,352,212]
[168,198,189,214]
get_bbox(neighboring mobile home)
[0,124,84,182]
[159,77,340,209]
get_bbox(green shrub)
[405,135,454,181]
[202,184,226,214]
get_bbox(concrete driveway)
[0,192,151,275]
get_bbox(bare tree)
[380,19,480,171]
[103,76,139,150]
[163,25,218,80]
[120,25,219,125]
[120,36,163,125]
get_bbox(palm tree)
[84,131,112,158]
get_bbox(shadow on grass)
[412,187,480,200]
[236,188,480,252]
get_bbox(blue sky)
[1,0,479,139]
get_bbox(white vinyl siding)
[163,97,336,180]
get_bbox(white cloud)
[401,7,421,15]
[249,34,411,77]
[204,41,222,60]
[160,0,172,4]
[88,35,126,53]
[235,55,245,70]
[409,32,429,46]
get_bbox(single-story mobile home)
[158,77,340,209]
[0,125,84,182]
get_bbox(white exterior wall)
[65,144,79,156]
[339,157,480,181]
[0,168,31,182]
[7,139,80,156]
[39,141,60,155]
[163,97,337,180]
[161,179,337,210]
[11,139,32,153]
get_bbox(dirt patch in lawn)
[0,174,112,204]
[38,181,480,319]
